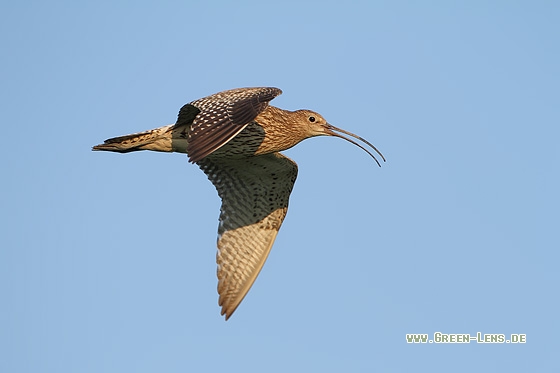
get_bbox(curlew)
[93,87,385,320]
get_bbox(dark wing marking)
[175,104,200,128]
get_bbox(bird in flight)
[93,87,385,320]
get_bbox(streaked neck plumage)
[254,106,316,155]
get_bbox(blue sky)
[1,1,558,372]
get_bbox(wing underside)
[197,152,298,319]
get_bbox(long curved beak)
[325,124,386,167]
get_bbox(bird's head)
[294,109,386,167]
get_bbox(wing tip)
[220,301,238,321]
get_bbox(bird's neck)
[254,106,308,155]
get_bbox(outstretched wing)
[184,87,282,162]
[197,152,298,320]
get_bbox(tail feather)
[92,125,175,153]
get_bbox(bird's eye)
[309,116,316,122]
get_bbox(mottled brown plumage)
[93,87,385,320]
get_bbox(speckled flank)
[92,87,384,320]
